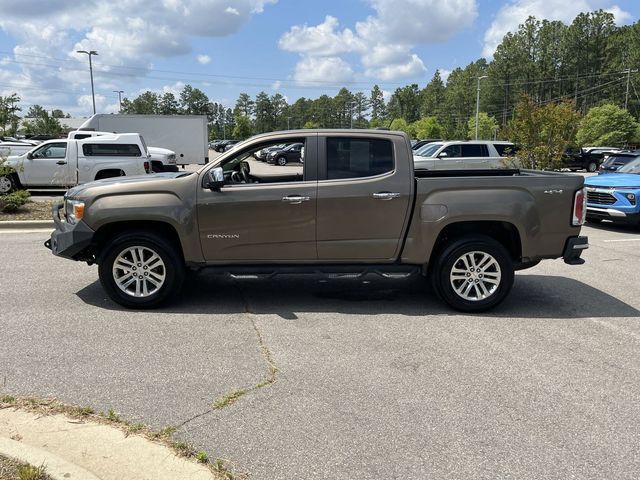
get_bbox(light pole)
[77,50,98,115]
[113,90,124,112]
[475,75,488,140]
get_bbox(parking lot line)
[603,238,640,243]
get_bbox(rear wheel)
[431,235,514,312]
[98,231,185,309]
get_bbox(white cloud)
[279,0,477,83]
[439,69,452,83]
[482,0,632,57]
[293,56,354,84]
[0,0,276,114]
[279,16,364,56]
[271,80,282,90]
[196,54,211,65]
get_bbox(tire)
[0,174,15,194]
[431,235,514,313]
[276,156,287,166]
[586,161,598,172]
[98,231,185,309]
[586,217,602,224]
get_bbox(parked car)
[597,151,640,174]
[585,157,640,226]
[267,142,303,165]
[255,143,289,161]
[413,141,516,170]
[412,139,443,151]
[0,134,149,193]
[214,140,240,152]
[47,129,587,313]
[562,147,620,172]
[25,134,59,142]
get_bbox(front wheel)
[98,232,185,309]
[431,235,514,312]
[0,174,15,194]
[586,161,598,172]
[276,156,287,166]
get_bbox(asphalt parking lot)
[0,221,639,479]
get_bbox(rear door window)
[461,144,488,157]
[493,144,516,156]
[326,137,393,180]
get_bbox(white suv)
[414,140,516,170]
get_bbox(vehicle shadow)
[76,272,639,319]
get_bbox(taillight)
[144,161,150,173]
[572,188,586,226]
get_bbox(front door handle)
[56,160,67,165]
[282,195,310,204]
[373,192,401,200]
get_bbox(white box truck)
[78,114,209,166]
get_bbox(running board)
[201,264,422,280]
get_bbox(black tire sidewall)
[0,174,15,194]
[277,156,287,166]
[435,236,514,313]
[587,161,597,172]
[98,233,184,309]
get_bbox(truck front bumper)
[562,236,589,265]
[44,202,95,261]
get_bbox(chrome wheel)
[112,246,166,297]
[449,251,501,302]
[0,175,12,194]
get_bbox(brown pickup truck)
[46,129,588,312]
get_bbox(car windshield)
[616,157,640,174]
[414,142,443,157]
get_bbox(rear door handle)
[373,192,401,200]
[282,195,310,204]
[56,160,67,165]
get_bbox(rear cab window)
[82,144,142,157]
[493,143,516,156]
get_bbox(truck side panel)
[401,172,584,265]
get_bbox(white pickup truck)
[0,133,149,193]
[67,131,178,172]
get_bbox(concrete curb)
[0,436,101,480]
[0,220,54,229]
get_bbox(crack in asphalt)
[175,281,279,431]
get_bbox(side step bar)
[199,264,422,280]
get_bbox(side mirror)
[27,152,33,160]
[206,167,225,191]
[438,152,449,158]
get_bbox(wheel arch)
[95,169,125,180]
[427,220,522,269]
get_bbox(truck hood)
[65,172,193,198]
[585,173,640,188]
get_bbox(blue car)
[585,157,640,226]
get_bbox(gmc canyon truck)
[46,130,588,312]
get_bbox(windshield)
[617,157,640,174]
[414,142,443,157]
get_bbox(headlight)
[65,199,85,224]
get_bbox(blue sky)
[0,0,638,116]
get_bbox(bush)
[0,190,30,213]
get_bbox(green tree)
[576,103,639,146]
[507,95,581,169]
[468,113,499,140]
[26,105,45,118]
[420,70,446,117]
[159,92,180,115]
[0,93,21,135]
[179,85,210,115]
[122,91,159,114]
[234,93,255,118]
[370,85,386,121]
[389,118,415,137]
[387,84,421,123]
[233,115,252,139]
[22,111,63,135]
[303,120,319,129]
[412,117,444,139]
